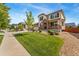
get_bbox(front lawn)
[15,32,63,56]
[0,35,3,45]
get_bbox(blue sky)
[6,3,79,25]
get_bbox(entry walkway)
[0,31,30,56]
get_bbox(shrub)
[48,29,59,35]
[65,27,79,33]
[17,23,24,31]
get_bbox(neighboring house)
[78,24,79,26]
[38,9,65,32]
[10,22,27,31]
[19,22,27,29]
[34,23,39,27]
[65,23,76,28]
[33,23,39,31]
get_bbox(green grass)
[0,35,3,45]
[15,32,63,56]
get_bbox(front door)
[43,23,47,29]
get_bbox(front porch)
[41,20,62,32]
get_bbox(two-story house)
[38,9,65,32]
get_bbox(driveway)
[70,33,79,39]
[0,31,30,56]
[59,32,79,56]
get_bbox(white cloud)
[28,4,69,23]
[25,4,53,23]
[28,4,51,12]
[10,12,26,24]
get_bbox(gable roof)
[38,9,65,20]
[38,13,47,17]
[48,9,63,15]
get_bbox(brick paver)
[59,32,79,56]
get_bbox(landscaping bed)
[15,32,63,56]
[65,28,79,33]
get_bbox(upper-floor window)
[48,15,50,19]
[51,14,54,19]
[55,13,59,18]
[49,14,54,19]
[50,14,53,19]
[62,22,64,26]
[57,13,59,17]
[49,13,59,19]
[39,16,43,21]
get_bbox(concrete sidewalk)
[0,31,30,56]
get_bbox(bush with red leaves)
[65,27,79,33]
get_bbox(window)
[54,21,57,26]
[49,14,54,19]
[51,22,54,26]
[54,23,57,26]
[55,13,59,18]
[57,13,59,17]
[50,15,52,19]
[49,15,51,19]
[50,21,58,26]
[52,15,54,19]
[62,22,64,26]
[40,16,43,20]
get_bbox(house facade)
[38,10,65,32]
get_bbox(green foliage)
[0,3,10,29]
[48,29,59,35]
[9,24,18,32]
[0,35,3,45]
[77,25,79,28]
[15,32,63,56]
[66,26,72,29]
[18,23,24,31]
[9,23,24,31]
[9,24,16,30]
[25,11,34,30]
